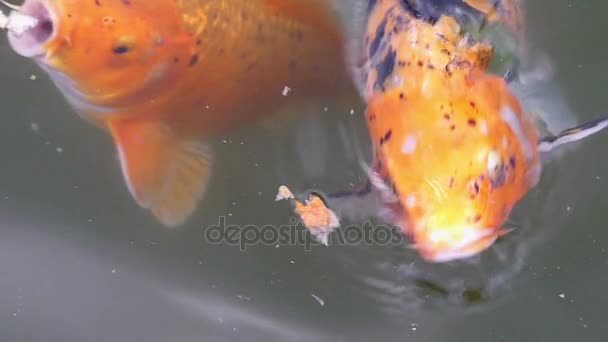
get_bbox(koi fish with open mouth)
[1,0,358,226]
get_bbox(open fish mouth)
[6,0,55,58]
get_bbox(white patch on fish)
[500,106,533,161]
[406,195,416,208]
[401,134,417,154]
[479,120,488,135]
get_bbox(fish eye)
[112,36,136,55]
[112,45,130,54]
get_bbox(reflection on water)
[0,0,607,341]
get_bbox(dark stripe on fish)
[399,0,487,26]
[374,48,397,90]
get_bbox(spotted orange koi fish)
[5,0,359,226]
[281,0,608,262]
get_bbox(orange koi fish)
[280,0,608,262]
[5,0,358,226]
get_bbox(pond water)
[0,1,606,341]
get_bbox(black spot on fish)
[399,92,406,100]
[468,118,477,127]
[401,0,487,26]
[173,57,180,63]
[509,156,516,169]
[112,45,129,54]
[393,13,407,26]
[379,130,393,146]
[368,17,387,57]
[468,179,480,197]
[196,39,202,46]
[94,0,101,6]
[470,101,476,108]
[122,0,131,5]
[374,48,396,90]
[189,54,199,66]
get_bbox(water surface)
[0,1,607,341]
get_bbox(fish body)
[283,0,607,263]
[356,0,608,262]
[7,0,358,226]
[355,0,541,262]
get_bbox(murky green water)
[0,1,607,341]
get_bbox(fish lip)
[7,0,57,59]
[419,227,498,263]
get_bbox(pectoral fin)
[538,116,608,153]
[108,119,213,227]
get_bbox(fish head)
[368,71,541,262]
[7,0,191,111]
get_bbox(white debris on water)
[30,122,39,132]
[282,86,291,96]
[558,293,565,299]
[0,10,38,36]
[311,293,325,306]
[55,147,63,154]
[236,294,251,301]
